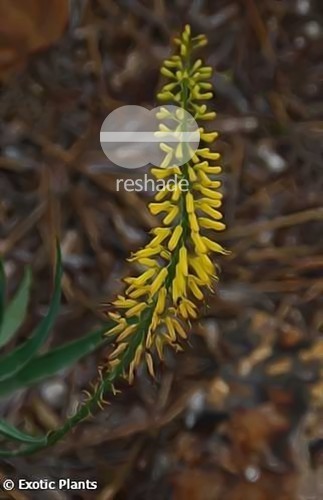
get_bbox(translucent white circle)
[100,105,200,169]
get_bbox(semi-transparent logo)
[100,105,200,169]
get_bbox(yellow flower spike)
[180,43,187,57]
[95,25,228,391]
[200,253,216,274]
[188,165,198,182]
[196,198,222,209]
[124,268,156,286]
[113,297,138,308]
[172,318,187,339]
[198,111,216,120]
[196,170,213,186]
[154,189,170,202]
[150,310,159,331]
[165,317,177,342]
[191,86,213,101]
[151,167,178,179]
[200,131,218,143]
[107,320,127,336]
[164,59,181,69]
[145,327,153,349]
[155,336,165,360]
[156,287,167,315]
[168,225,183,251]
[183,24,191,38]
[188,276,204,300]
[128,245,162,260]
[108,358,121,370]
[133,345,144,368]
[157,91,180,102]
[174,266,187,296]
[192,34,208,48]
[160,248,171,260]
[149,226,171,240]
[198,66,213,75]
[163,205,179,225]
[172,274,182,303]
[145,352,155,378]
[191,231,208,254]
[107,311,121,321]
[178,246,188,276]
[194,185,223,200]
[188,212,200,232]
[199,82,213,90]
[128,361,135,385]
[117,324,137,342]
[159,152,173,169]
[171,186,182,202]
[175,107,185,120]
[190,59,203,73]
[156,109,172,120]
[150,169,169,180]
[135,257,159,268]
[109,342,128,360]
[198,218,226,231]
[192,160,209,170]
[159,142,180,153]
[150,268,168,296]
[198,204,223,220]
[149,201,173,215]
[201,236,228,254]
[175,69,184,81]
[207,181,222,189]
[150,227,170,235]
[162,82,178,93]
[196,164,222,175]
[178,299,197,319]
[189,255,211,282]
[125,302,147,318]
[194,148,221,161]
[159,123,172,132]
[194,103,208,114]
[185,192,194,213]
[175,142,184,161]
[160,67,176,79]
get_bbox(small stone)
[304,21,321,40]
[244,465,261,483]
[296,0,311,15]
[40,380,67,408]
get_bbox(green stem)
[0,334,134,457]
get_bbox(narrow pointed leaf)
[0,419,46,444]
[0,267,32,348]
[0,247,62,381]
[0,325,112,396]
[0,260,5,329]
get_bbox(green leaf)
[0,246,62,382]
[0,260,5,329]
[0,267,32,348]
[0,419,46,444]
[0,325,111,396]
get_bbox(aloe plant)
[0,25,228,457]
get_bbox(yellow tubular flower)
[102,25,228,384]
[168,225,183,251]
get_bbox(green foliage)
[0,266,32,348]
[0,244,109,455]
[0,325,107,396]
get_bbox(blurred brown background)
[0,0,323,498]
